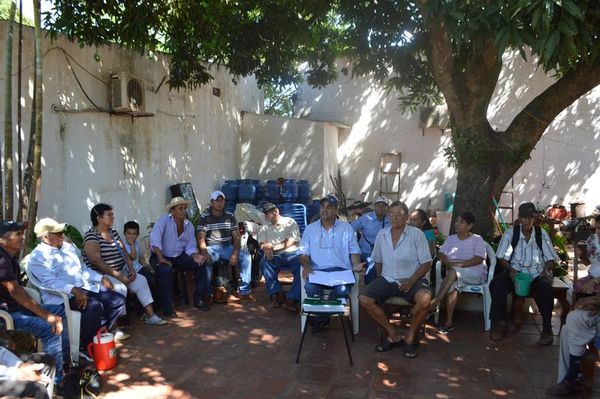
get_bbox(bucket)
[87,327,117,371]
[570,202,586,219]
[436,211,452,237]
[514,272,533,297]
[443,193,455,212]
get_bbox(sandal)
[375,338,405,353]
[404,342,418,358]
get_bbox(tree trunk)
[3,1,16,219]
[16,0,24,222]
[25,0,42,250]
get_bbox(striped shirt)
[83,227,126,272]
[197,208,238,247]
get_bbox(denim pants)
[10,305,68,383]
[206,245,252,295]
[65,288,126,349]
[304,267,354,324]
[260,250,301,301]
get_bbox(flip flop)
[404,342,418,358]
[375,338,405,352]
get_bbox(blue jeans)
[260,250,301,301]
[206,245,252,295]
[361,252,377,285]
[304,267,354,324]
[11,306,68,383]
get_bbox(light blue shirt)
[150,214,198,258]
[0,347,22,380]
[123,241,143,272]
[351,211,389,255]
[299,219,360,270]
[28,241,104,306]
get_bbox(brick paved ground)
[94,280,599,399]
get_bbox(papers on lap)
[308,269,356,286]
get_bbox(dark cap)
[261,203,278,214]
[320,194,339,208]
[0,220,28,236]
[518,202,538,218]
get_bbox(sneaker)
[145,314,167,326]
[438,325,455,335]
[113,329,131,341]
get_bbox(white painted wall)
[240,112,338,197]
[294,55,600,215]
[0,22,263,233]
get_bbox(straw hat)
[165,197,191,212]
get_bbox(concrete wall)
[240,112,338,197]
[294,54,600,214]
[0,22,262,233]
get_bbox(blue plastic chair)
[277,203,308,235]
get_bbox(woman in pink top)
[431,212,487,334]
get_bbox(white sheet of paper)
[308,269,356,286]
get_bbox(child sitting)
[123,221,165,325]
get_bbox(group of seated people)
[1,190,599,397]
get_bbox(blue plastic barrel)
[282,179,299,203]
[221,180,239,202]
[238,179,256,203]
[308,199,321,222]
[297,180,311,203]
[252,179,263,202]
[265,180,281,202]
[225,201,237,214]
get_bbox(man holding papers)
[359,201,433,359]
[299,194,364,334]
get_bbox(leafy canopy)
[44,1,600,105]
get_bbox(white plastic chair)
[300,268,360,334]
[445,241,496,331]
[21,255,82,367]
[0,310,14,330]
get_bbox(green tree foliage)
[43,1,600,238]
[0,0,33,25]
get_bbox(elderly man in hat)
[0,220,66,386]
[28,218,127,355]
[299,194,364,333]
[351,196,390,285]
[197,191,254,301]
[257,203,302,311]
[489,202,559,344]
[150,197,211,316]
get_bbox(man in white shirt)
[299,194,364,333]
[258,203,301,312]
[28,218,126,353]
[489,202,558,345]
[359,201,433,358]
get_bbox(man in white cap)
[299,194,364,334]
[197,191,254,301]
[28,218,127,358]
[351,196,390,284]
[150,197,211,316]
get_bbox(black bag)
[80,366,102,399]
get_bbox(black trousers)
[489,270,554,331]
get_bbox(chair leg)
[296,315,311,363]
[346,314,355,342]
[180,271,190,305]
[339,315,353,365]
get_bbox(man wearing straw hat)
[489,202,559,345]
[150,197,211,317]
[28,218,126,354]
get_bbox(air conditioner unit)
[110,72,154,114]
[419,105,449,130]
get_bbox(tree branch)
[506,58,600,147]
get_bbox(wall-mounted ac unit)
[110,72,155,115]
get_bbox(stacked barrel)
[221,179,312,208]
